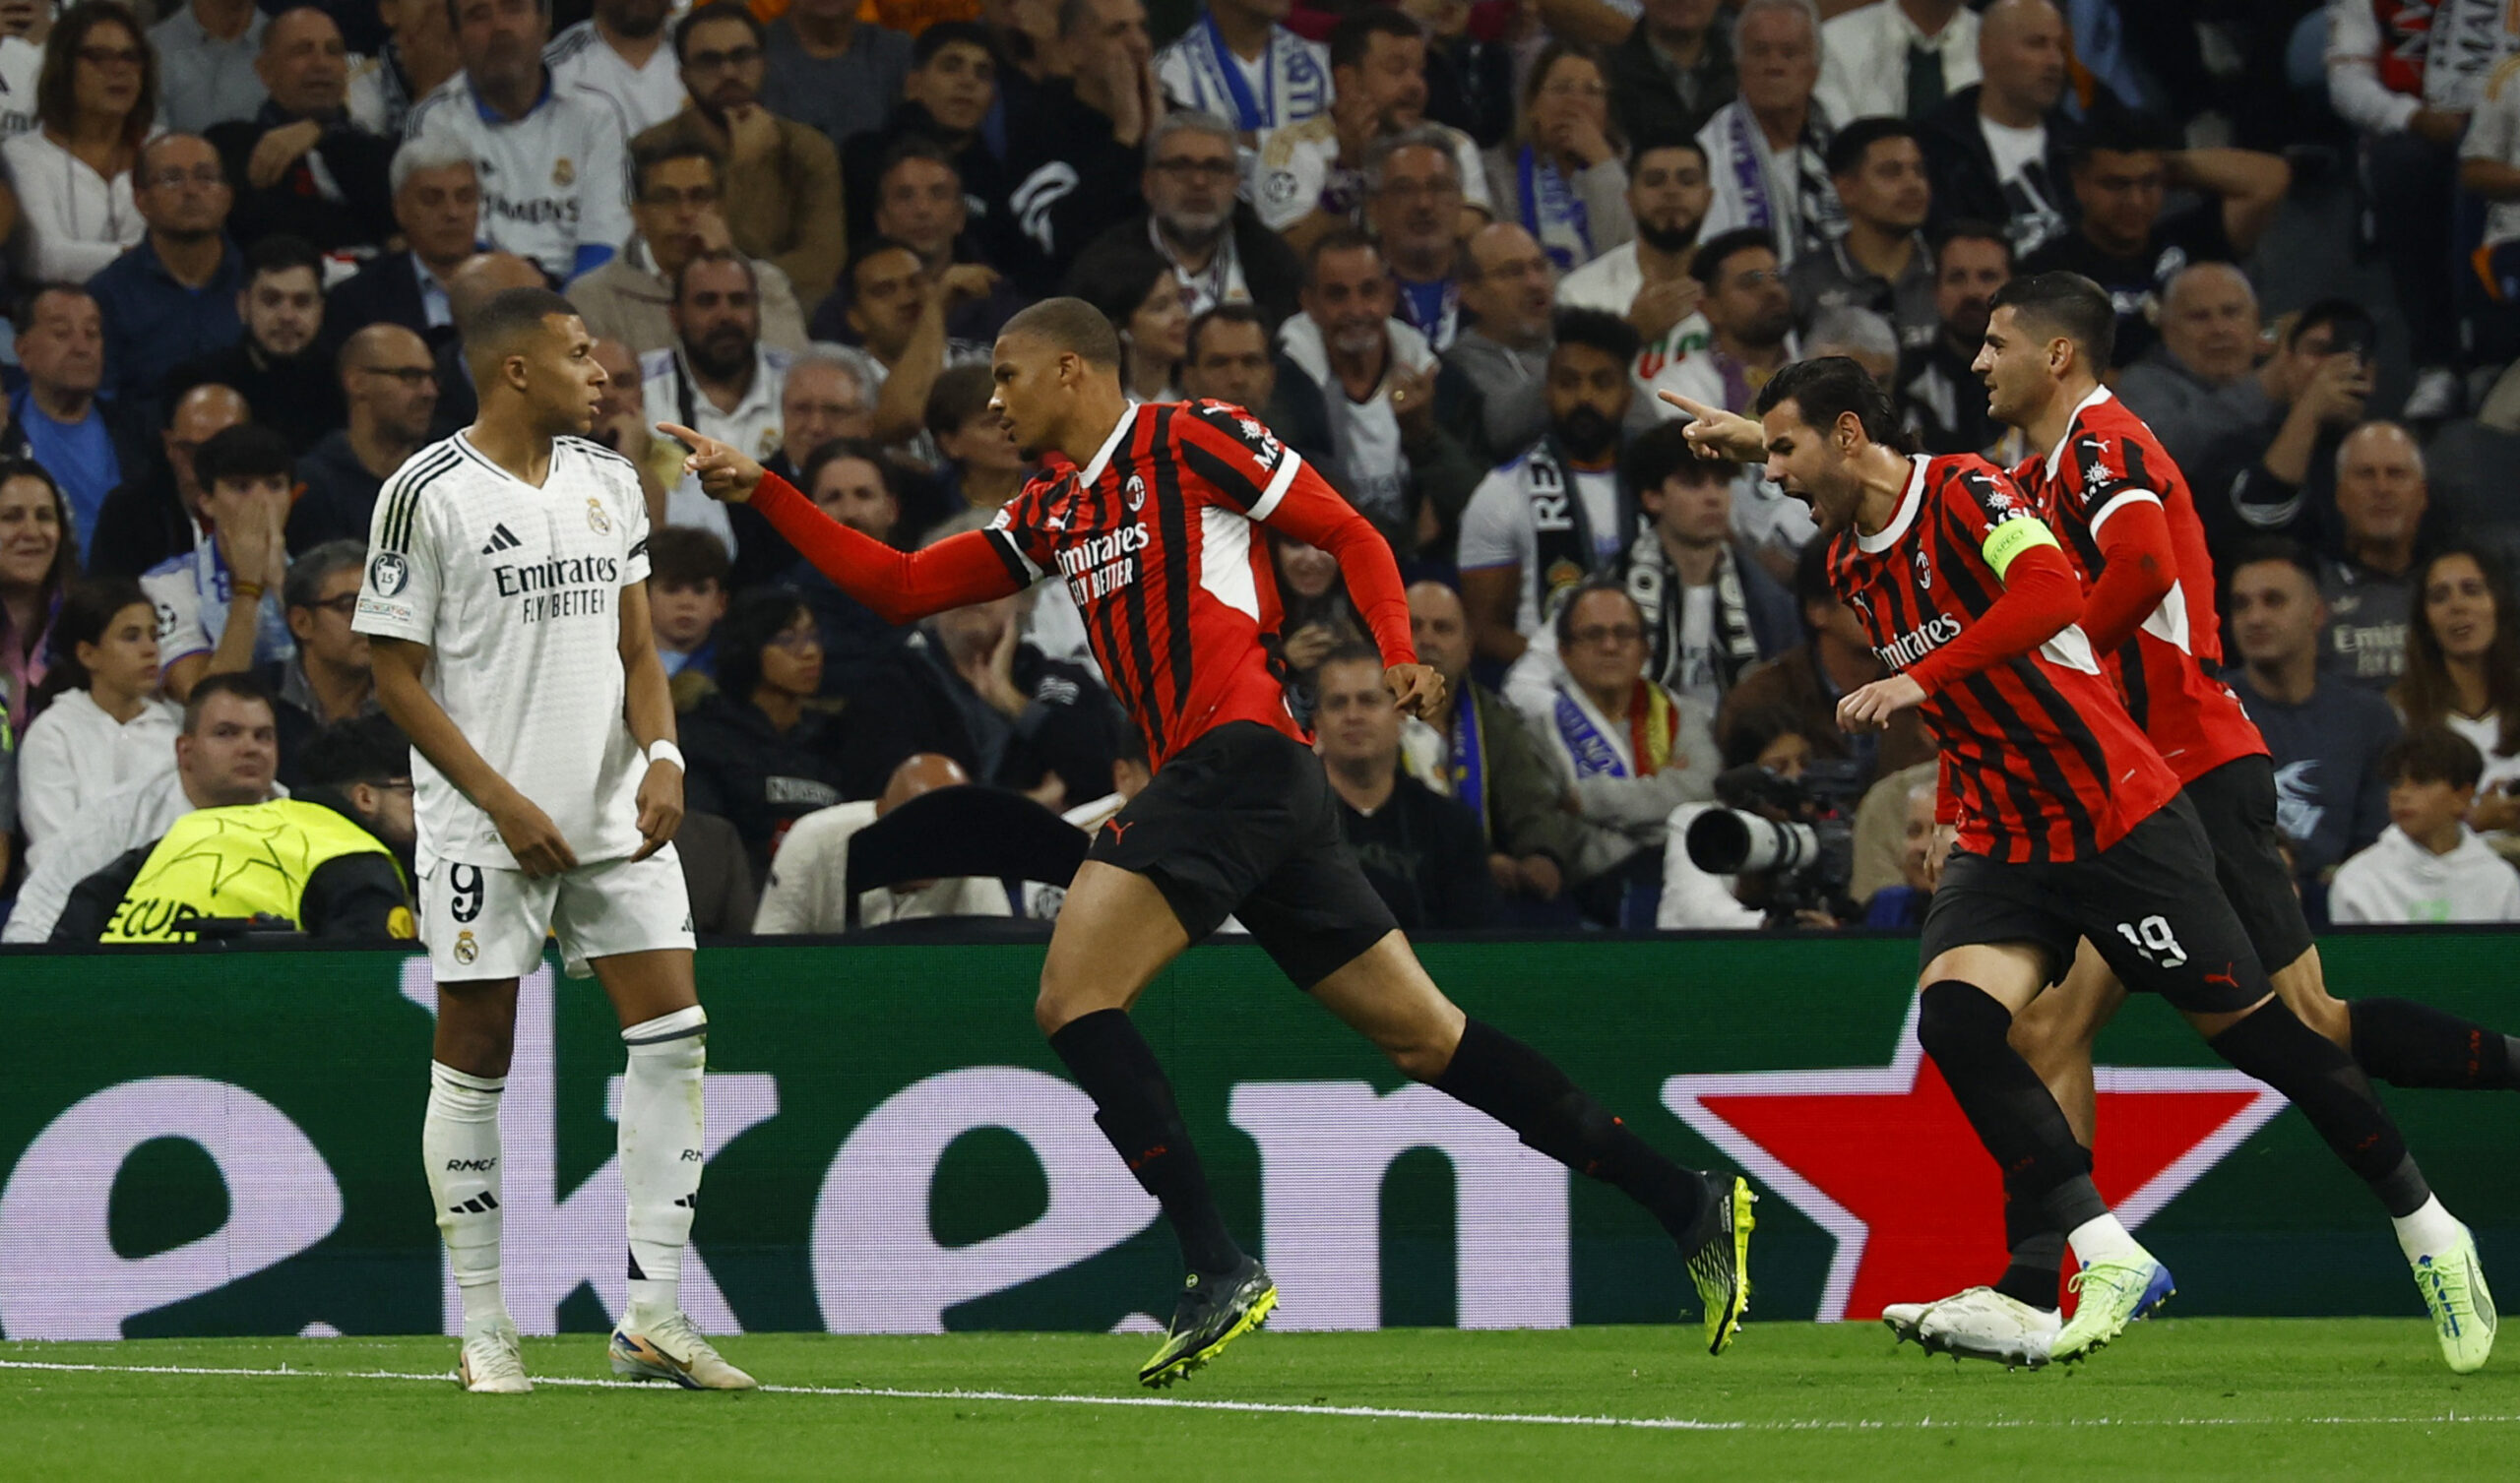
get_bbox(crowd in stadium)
[2,0,2520,944]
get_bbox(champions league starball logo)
[368,552,409,596]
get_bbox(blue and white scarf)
[1167,17,1331,132]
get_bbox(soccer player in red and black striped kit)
[1662,358,2488,1366]
[1873,273,2500,1371]
[665,298,1753,1388]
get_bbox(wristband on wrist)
[646,739,684,772]
[232,579,265,599]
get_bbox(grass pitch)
[6,1320,2512,1480]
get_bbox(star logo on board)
[1661,999,2286,1321]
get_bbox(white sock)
[2393,1195,2466,1261]
[2066,1212,2142,1267]
[424,1062,510,1339]
[620,1006,708,1332]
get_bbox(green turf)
[6,1321,2515,1480]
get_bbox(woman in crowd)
[2395,544,2520,849]
[1067,242,1191,406]
[0,458,73,733]
[6,2,156,282]
[16,572,173,847]
[1481,41,1632,274]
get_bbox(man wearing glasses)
[1073,111,1302,327]
[261,540,388,784]
[89,135,246,413]
[571,136,809,357]
[290,324,441,551]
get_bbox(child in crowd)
[647,526,731,680]
[2329,727,2520,924]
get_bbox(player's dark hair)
[2399,544,2520,760]
[35,573,151,702]
[913,18,993,67]
[1000,295,1125,368]
[671,247,755,305]
[647,525,733,589]
[1690,227,1778,289]
[1186,301,1268,363]
[465,285,579,367]
[1990,272,2117,371]
[714,586,813,705]
[1552,575,1644,651]
[630,133,724,200]
[1754,355,1917,454]
[193,422,296,489]
[1303,225,1383,285]
[1552,306,1642,370]
[2226,536,2320,588]
[182,670,279,735]
[799,436,896,499]
[672,1,764,62]
[299,714,413,789]
[244,233,322,287]
[1932,217,2014,269]
[2382,725,2487,792]
[925,362,998,440]
[1825,116,1921,180]
[1623,419,1735,498]
[1328,5,1419,72]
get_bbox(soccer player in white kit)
[354,286,754,1394]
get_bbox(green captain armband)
[1981,517,2058,580]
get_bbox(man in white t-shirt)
[355,285,750,1394]
[545,0,685,136]
[1558,137,1715,420]
[641,251,791,552]
[407,0,635,280]
[1918,0,2075,260]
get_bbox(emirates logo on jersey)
[1875,613,1962,670]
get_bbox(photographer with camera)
[1657,706,1864,931]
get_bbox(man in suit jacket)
[322,137,480,353]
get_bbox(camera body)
[1682,761,1867,923]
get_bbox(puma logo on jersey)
[480,523,522,555]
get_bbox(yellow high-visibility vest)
[101,799,407,943]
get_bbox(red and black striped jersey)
[984,399,1415,770]
[1829,452,2178,863]
[2013,388,2267,785]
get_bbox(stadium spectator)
[1788,117,1937,355]
[2223,541,2399,903]
[1655,708,1848,930]
[638,2,845,306]
[2327,0,2470,422]
[924,361,1028,521]
[2,671,283,944]
[1155,0,1331,135]
[347,0,462,136]
[1403,0,1523,151]
[1816,0,1978,126]
[1615,423,1797,711]
[1251,7,1493,253]
[645,250,793,551]
[2319,420,2432,691]
[1801,304,1902,388]
[1848,754,1936,901]
[784,437,914,688]
[1445,221,1557,458]
[1605,0,1734,149]
[545,0,681,136]
[912,576,1122,813]
[5,3,156,282]
[2,282,152,554]
[838,20,1002,262]
[2020,104,2287,371]
[1483,41,1632,275]
[88,383,249,581]
[142,423,298,702]
[761,0,911,154]
[1895,217,2008,457]
[16,571,173,846]
[1271,533,1362,697]
[2112,262,2266,496]
[1068,239,1191,404]
[323,139,479,349]
[1715,538,1933,789]
[88,134,249,420]
[2395,545,2520,846]
[1859,770,1941,928]
[1268,229,1483,554]
[2222,298,2380,559]
[830,239,996,450]
[571,136,810,357]
[585,335,677,523]
[1458,308,1643,668]
[671,805,758,934]
[850,142,1028,346]
[1366,128,1473,352]
[1518,579,1716,924]
[290,324,437,553]
[203,8,397,256]
[1070,109,1302,326]
[749,752,1012,931]
[1693,0,1836,271]
[1917,0,2075,259]
[153,0,269,134]
[164,234,347,457]
[725,347,875,589]
[406,0,631,281]
[1657,227,1793,417]
[997,0,1158,294]
[1314,643,1494,930]
[647,525,730,680]
[0,460,72,732]
[1554,135,1713,413]
[2328,727,2520,925]
[1180,302,1280,411]
[259,538,380,785]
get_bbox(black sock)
[1915,982,2108,1232]
[2349,998,2520,1090]
[1047,1009,1242,1277]
[1433,1019,1710,1243]
[1992,1167,2067,1310]
[2210,1001,2432,1218]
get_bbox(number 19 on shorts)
[2115,913,2188,969]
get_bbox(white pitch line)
[2,1357,2517,1434]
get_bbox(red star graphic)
[1663,1001,2285,1320]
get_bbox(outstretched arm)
[664,423,1025,625]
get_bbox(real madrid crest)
[553,156,575,187]
[453,929,479,965]
[587,497,611,533]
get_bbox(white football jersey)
[352,432,654,874]
[0,35,41,140]
[404,71,635,280]
[545,22,688,137]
